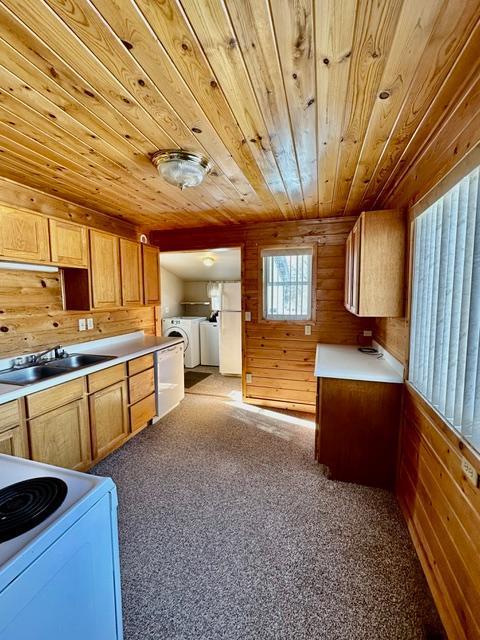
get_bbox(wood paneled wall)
[398,386,480,640]
[0,268,156,358]
[373,153,480,636]
[152,217,371,413]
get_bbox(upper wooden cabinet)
[142,244,160,305]
[0,207,50,263]
[344,210,405,317]
[49,219,88,267]
[90,229,122,308]
[120,238,143,306]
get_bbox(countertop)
[314,343,404,384]
[0,332,183,405]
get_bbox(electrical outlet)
[461,456,479,487]
[245,311,252,321]
[78,318,86,331]
[86,317,94,330]
[246,373,252,384]
[305,325,312,336]
[363,330,373,337]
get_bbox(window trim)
[258,244,317,324]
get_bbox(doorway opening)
[160,247,242,399]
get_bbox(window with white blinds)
[262,247,313,321]
[409,165,480,452]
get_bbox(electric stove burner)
[0,477,68,543]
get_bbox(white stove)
[0,455,123,639]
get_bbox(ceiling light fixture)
[151,150,212,190]
[203,256,216,267]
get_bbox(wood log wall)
[151,217,371,413]
[0,268,155,359]
[373,159,480,637]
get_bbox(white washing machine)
[162,317,205,368]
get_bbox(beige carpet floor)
[92,390,444,640]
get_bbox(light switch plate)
[245,311,252,321]
[246,373,252,384]
[87,317,94,330]
[305,325,312,336]
[78,318,86,331]
[461,456,479,487]
[363,330,373,337]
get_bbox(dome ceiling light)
[202,256,216,267]
[151,150,212,190]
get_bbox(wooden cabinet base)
[315,377,402,490]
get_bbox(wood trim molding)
[0,176,139,239]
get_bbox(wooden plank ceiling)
[0,0,479,231]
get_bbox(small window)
[262,247,313,321]
[409,165,480,452]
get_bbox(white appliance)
[200,321,219,366]
[0,454,122,640]
[155,342,185,419]
[218,282,242,376]
[162,317,205,368]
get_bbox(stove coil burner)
[0,477,68,543]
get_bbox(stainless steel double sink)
[0,354,116,386]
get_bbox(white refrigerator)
[218,282,242,375]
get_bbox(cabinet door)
[344,233,352,311]
[90,230,122,308]
[49,219,88,267]
[29,399,91,471]
[142,245,160,305]
[0,424,29,458]
[120,238,143,306]
[89,380,129,460]
[350,220,361,314]
[0,207,50,262]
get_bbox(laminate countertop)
[314,344,404,384]
[0,332,183,405]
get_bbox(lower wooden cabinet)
[29,398,91,471]
[0,424,29,458]
[89,380,129,460]
[130,393,156,433]
[315,377,402,489]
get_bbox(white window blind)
[409,165,480,452]
[262,247,313,321]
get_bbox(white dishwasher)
[155,342,185,420]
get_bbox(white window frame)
[260,246,315,322]
[409,165,480,452]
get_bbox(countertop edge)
[0,338,183,405]
[314,344,404,385]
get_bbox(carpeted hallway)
[93,392,443,640]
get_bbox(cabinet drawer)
[27,378,85,418]
[88,363,125,393]
[130,393,156,432]
[128,354,154,376]
[129,367,155,405]
[0,400,20,431]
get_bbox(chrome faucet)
[32,345,65,364]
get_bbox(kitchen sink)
[46,353,116,369]
[0,354,116,386]
[0,365,72,386]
